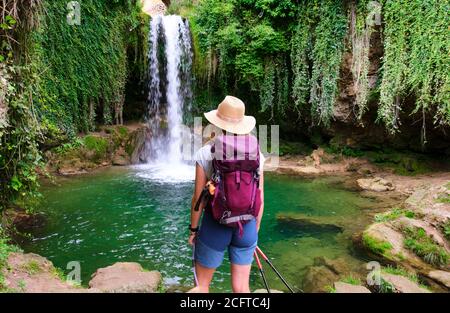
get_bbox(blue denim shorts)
[194,210,258,269]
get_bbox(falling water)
[141,15,194,182]
[146,15,193,165]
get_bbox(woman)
[188,96,264,293]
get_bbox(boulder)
[427,270,450,288]
[362,222,426,268]
[112,147,131,166]
[392,217,450,252]
[126,126,151,164]
[313,257,350,275]
[303,265,339,293]
[334,282,371,293]
[357,177,395,192]
[141,0,167,17]
[381,273,430,293]
[88,262,161,293]
[3,252,81,293]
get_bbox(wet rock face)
[126,126,151,164]
[88,262,161,293]
[2,207,46,234]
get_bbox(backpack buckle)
[220,210,231,224]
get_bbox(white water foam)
[132,163,195,184]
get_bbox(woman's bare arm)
[190,163,208,229]
[256,171,264,232]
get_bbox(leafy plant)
[441,221,450,241]
[382,266,418,283]
[403,227,449,267]
[341,275,361,286]
[0,230,20,291]
[374,208,415,223]
[379,0,449,138]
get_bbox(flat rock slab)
[381,273,430,293]
[334,282,371,293]
[428,270,450,288]
[88,262,161,293]
[4,253,81,293]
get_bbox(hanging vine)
[379,0,449,135]
[290,0,348,126]
[350,0,379,121]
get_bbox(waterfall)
[146,15,193,165]
[138,14,194,182]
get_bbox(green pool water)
[21,165,381,292]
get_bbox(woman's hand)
[188,232,196,246]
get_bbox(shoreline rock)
[88,262,161,293]
[380,273,430,293]
[357,177,395,192]
[1,252,162,293]
[333,282,371,293]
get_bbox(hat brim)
[204,110,256,135]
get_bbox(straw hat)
[204,96,256,135]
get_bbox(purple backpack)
[209,134,261,236]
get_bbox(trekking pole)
[192,242,199,287]
[254,251,270,293]
[256,246,298,293]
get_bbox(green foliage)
[382,265,418,283]
[362,232,393,256]
[185,0,450,134]
[32,0,142,134]
[308,1,348,126]
[365,149,438,176]
[21,260,41,275]
[350,0,377,120]
[82,135,109,161]
[0,230,20,290]
[54,138,85,155]
[378,278,395,293]
[379,0,450,135]
[340,275,361,286]
[0,63,43,212]
[278,140,312,156]
[1,1,143,212]
[403,227,449,267]
[441,221,450,240]
[324,285,336,293]
[374,208,415,223]
[193,0,295,110]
